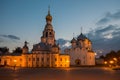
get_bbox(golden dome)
[46,11,52,21]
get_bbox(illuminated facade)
[0,9,70,68]
[65,33,95,66]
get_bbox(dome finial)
[81,27,82,34]
[48,5,50,15]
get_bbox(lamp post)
[13,59,17,70]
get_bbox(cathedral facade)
[0,9,70,68]
[64,33,95,66]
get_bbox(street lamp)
[113,58,117,61]
[13,59,17,70]
[109,60,114,64]
[109,60,114,67]
[104,61,107,64]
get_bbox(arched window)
[46,32,48,37]
[50,32,52,35]
[75,59,81,65]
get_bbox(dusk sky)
[0,0,120,56]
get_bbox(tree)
[12,47,22,53]
[0,47,9,54]
[99,55,104,59]
[117,50,120,57]
[103,50,120,66]
[105,50,117,61]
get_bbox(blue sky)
[0,0,120,55]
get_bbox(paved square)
[0,67,120,80]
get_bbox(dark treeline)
[0,47,22,55]
[0,47,9,54]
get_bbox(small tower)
[71,37,77,48]
[22,41,29,54]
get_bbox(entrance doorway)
[75,59,81,65]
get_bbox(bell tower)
[41,7,55,45]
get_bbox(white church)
[64,33,95,66]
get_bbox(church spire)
[46,6,52,23]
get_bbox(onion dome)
[46,10,52,22]
[71,38,77,43]
[77,33,87,40]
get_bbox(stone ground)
[0,67,120,80]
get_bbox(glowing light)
[109,60,114,64]
[104,61,107,64]
[66,60,70,63]
[14,60,17,62]
[113,58,117,61]
[95,52,97,55]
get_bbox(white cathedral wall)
[69,47,95,66]
[69,48,83,65]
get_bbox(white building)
[65,33,95,66]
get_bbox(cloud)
[103,33,113,39]
[56,38,69,47]
[0,35,20,40]
[0,38,4,43]
[62,42,71,47]
[88,10,120,56]
[97,10,120,25]
[56,38,71,53]
[87,24,120,56]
